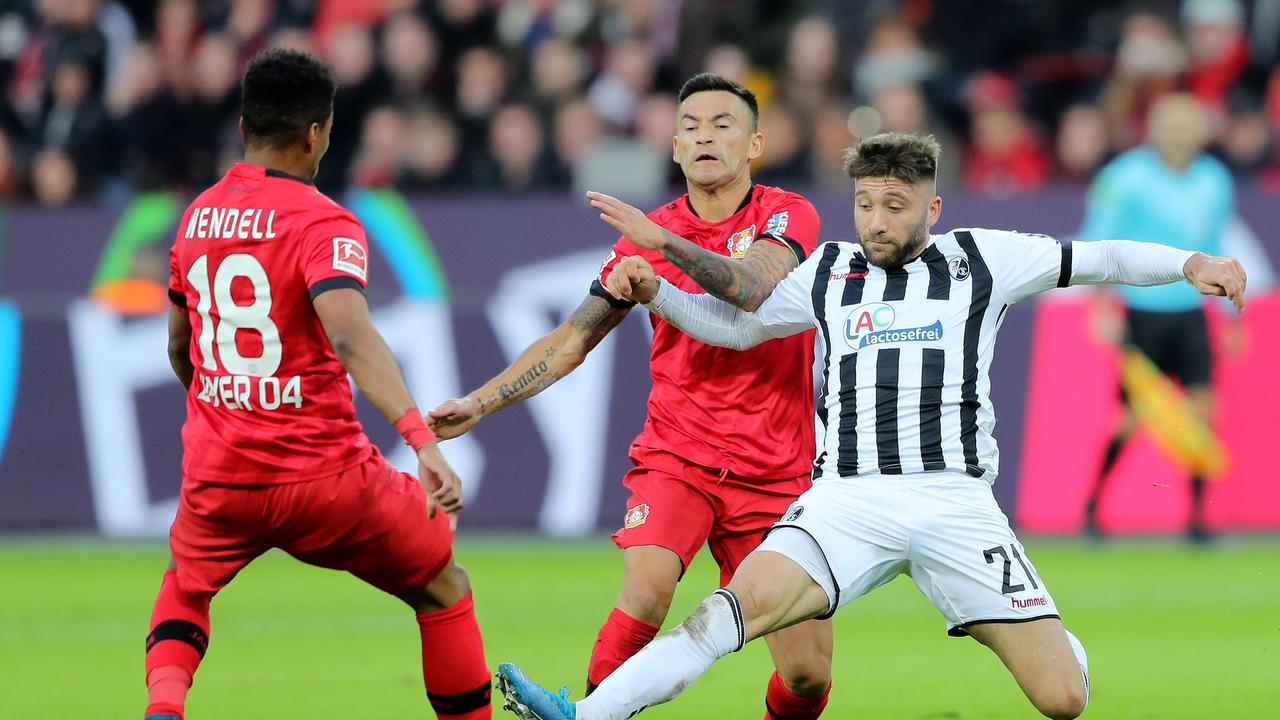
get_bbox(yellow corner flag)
[1118,348,1228,479]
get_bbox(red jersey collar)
[683,184,756,223]
[228,163,315,186]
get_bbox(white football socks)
[576,589,745,720]
[1065,629,1090,709]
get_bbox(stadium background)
[1,1,1278,718]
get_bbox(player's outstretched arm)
[1072,241,1248,312]
[167,306,195,389]
[428,294,630,439]
[608,256,808,350]
[587,191,795,311]
[314,287,462,515]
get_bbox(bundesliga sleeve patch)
[332,237,368,282]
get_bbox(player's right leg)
[498,550,830,720]
[145,480,268,719]
[588,452,715,693]
[904,471,1086,718]
[284,456,491,720]
[966,618,1089,719]
[585,546,683,693]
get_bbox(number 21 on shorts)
[983,544,1041,595]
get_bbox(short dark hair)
[241,48,336,148]
[677,73,759,130]
[842,132,941,184]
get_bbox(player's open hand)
[607,256,660,304]
[1184,253,1248,313]
[427,397,480,439]
[417,444,464,517]
[587,191,667,249]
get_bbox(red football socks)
[144,570,210,719]
[764,671,830,720]
[586,608,661,693]
[417,592,492,719]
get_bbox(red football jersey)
[597,184,820,480]
[167,163,374,483]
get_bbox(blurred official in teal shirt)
[1079,93,1234,543]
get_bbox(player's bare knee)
[778,663,831,698]
[1031,678,1088,719]
[404,561,470,613]
[617,574,677,625]
[728,580,782,633]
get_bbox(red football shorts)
[610,445,812,586]
[169,451,453,598]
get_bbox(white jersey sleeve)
[969,228,1071,304]
[755,242,829,328]
[644,243,824,350]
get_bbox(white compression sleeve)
[1071,240,1197,287]
[643,279,779,350]
[1066,629,1090,709]
[577,590,745,720]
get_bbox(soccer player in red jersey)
[143,49,490,720]
[430,74,834,720]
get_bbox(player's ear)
[748,129,764,161]
[237,117,245,138]
[927,193,942,229]
[671,134,678,163]
[304,122,320,154]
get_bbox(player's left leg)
[706,474,833,720]
[498,548,831,720]
[287,457,491,719]
[967,618,1089,719]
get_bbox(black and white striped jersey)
[753,228,1072,481]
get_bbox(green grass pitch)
[2,536,1277,718]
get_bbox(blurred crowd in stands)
[3,0,1280,204]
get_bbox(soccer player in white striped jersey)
[494,133,1247,720]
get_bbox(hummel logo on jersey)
[830,271,868,280]
[332,237,367,281]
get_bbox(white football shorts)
[756,470,1059,636]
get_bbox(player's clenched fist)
[607,256,660,304]
[427,396,481,440]
[1183,253,1248,312]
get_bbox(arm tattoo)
[475,358,559,414]
[569,295,629,353]
[659,229,796,311]
[474,297,627,414]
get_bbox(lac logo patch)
[624,503,650,529]
[332,237,368,281]
[726,224,756,258]
[948,256,971,281]
[783,505,804,522]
